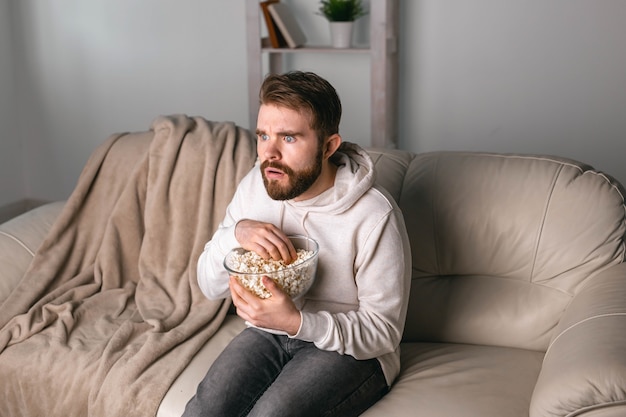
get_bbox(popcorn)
[226,249,316,299]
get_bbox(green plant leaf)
[318,0,367,22]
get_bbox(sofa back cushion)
[369,150,626,351]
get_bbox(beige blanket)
[0,115,257,417]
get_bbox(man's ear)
[324,133,342,160]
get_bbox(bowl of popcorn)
[223,235,319,300]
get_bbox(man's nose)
[262,137,281,160]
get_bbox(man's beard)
[261,146,323,201]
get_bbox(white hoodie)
[197,142,411,386]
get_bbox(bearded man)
[185,71,411,417]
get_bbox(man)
[184,71,411,417]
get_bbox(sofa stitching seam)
[563,395,626,417]
[545,312,626,357]
[0,230,35,257]
[529,165,564,283]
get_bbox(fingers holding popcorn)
[235,219,296,263]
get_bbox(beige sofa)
[1,121,626,416]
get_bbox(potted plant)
[318,0,367,48]
[318,0,367,22]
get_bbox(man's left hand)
[229,276,302,336]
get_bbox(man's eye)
[284,135,295,143]
[259,134,269,141]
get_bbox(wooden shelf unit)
[245,0,399,148]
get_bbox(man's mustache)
[261,160,294,176]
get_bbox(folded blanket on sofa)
[0,115,257,417]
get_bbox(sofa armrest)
[530,264,626,417]
[0,201,65,304]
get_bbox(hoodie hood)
[287,142,375,215]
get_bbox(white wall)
[3,0,626,204]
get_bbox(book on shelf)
[267,2,307,49]
[260,0,287,48]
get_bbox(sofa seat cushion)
[157,314,246,417]
[362,342,544,417]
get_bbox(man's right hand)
[234,219,297,263]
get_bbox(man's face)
[256,104,323,201]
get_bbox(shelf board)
[261,44,371,54]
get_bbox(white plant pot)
[329,21,354,49]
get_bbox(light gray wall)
[0,0,23,206]
[3,0,626,206]
[400,1,626,175]
[7,0,252,204]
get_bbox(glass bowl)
[223,235,319,300]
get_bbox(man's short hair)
[259,71,342,141]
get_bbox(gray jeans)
[183,327,388,417]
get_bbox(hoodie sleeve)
[293,203,412,360]
[197,170,257,300]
